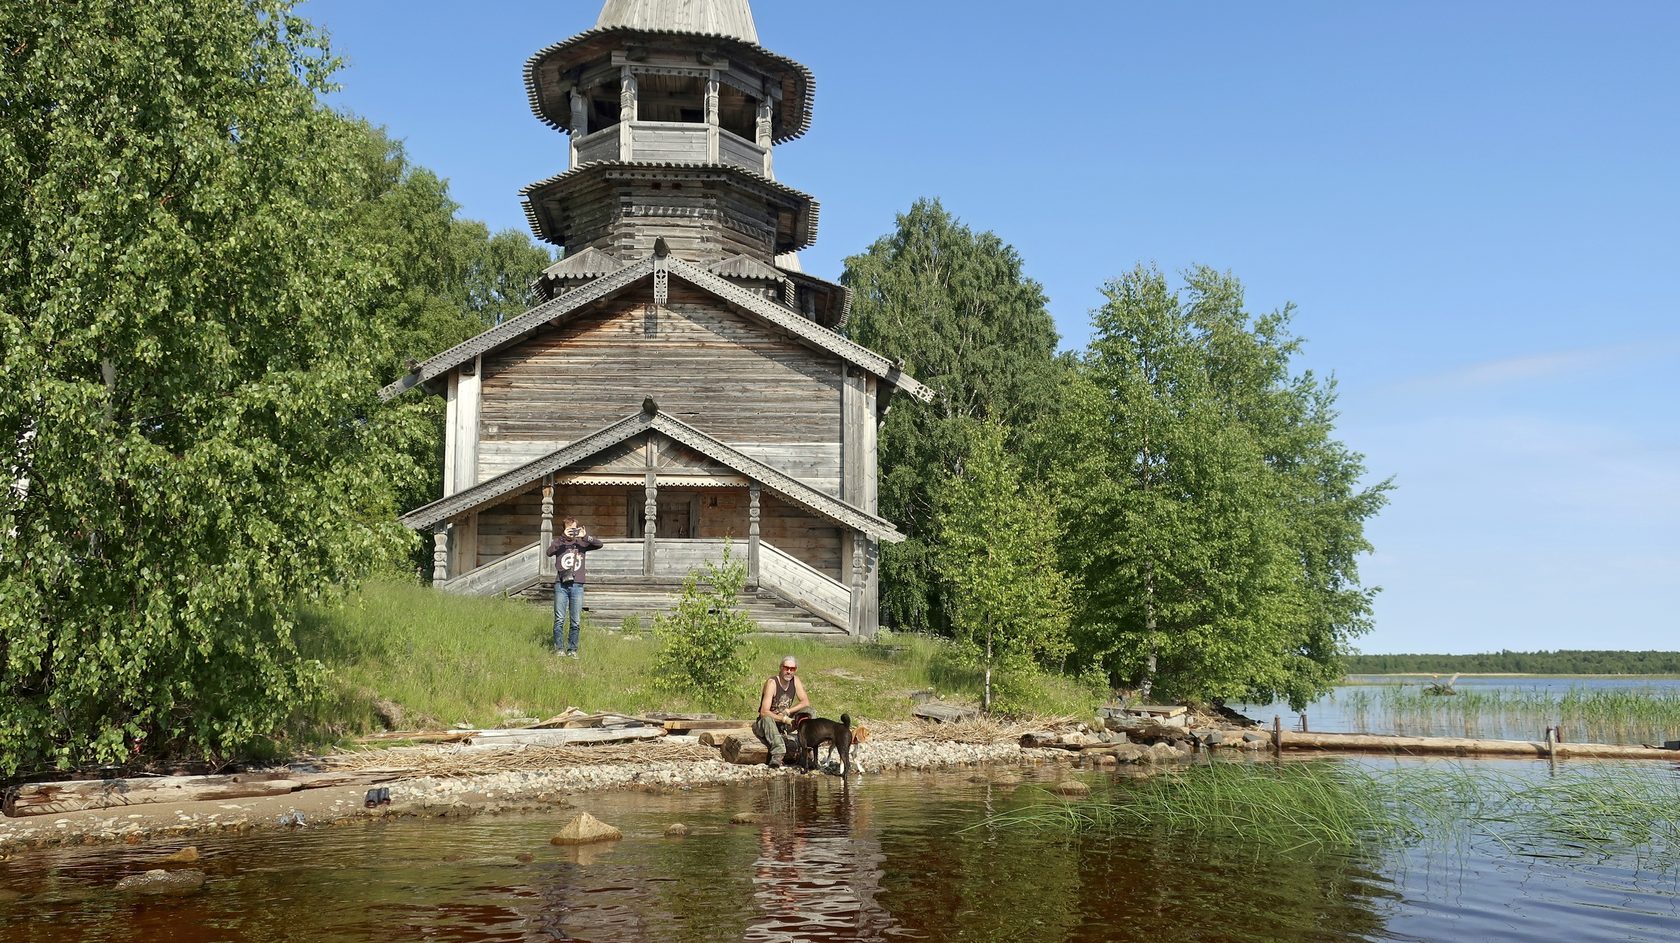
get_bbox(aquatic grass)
[1374,685,1680,744]
[986,760,1680,871]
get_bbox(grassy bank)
[291,576,1103,745]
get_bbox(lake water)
[3,761,1678,942]
[1239,675,1680,745]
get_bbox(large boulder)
[115,869,207,895]
[549,813,623,846]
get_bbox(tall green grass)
[989,760,1680,869]
[289,576,1103,746]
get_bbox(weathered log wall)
[478,287,842,495]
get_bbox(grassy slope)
[292,576,1102,743]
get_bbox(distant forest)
[1347,651,1680,675]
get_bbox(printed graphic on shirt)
[559,550,583,572]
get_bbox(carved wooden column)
[643,436,659,577]
[569,89,588,168]
[847,533,866,636]
[432,527,450,586]
[539,480,556,580]
[755,95,774,177]
[705,76,721,162]
[619,67,638,159]
[747,482,761,589]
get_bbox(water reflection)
[747,778,893,942]
[0,765,1675,942]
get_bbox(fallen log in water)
[1279,730,1680,761]
[2,769,412,818]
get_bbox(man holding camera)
[547,516,603,657]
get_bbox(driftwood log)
[721,735,769,765]
[912,703,978,724]
[1279,731,1680,760]
[698,728,756,747]
[3,769,411,818]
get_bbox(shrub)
[652,544,757,704]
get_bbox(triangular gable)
[400,405,906,544]
[542,247,624,280]
[379,251,935,404]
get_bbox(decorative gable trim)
[400,406,905,543]
[379,258,654,401]
[379,251,934,405]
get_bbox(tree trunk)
[1139,561,1158,699]
[983,630,993,713]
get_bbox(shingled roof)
[596,0,758,43]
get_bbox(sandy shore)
[0,737,1060,859]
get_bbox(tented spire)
[596,0,759,44]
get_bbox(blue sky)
[301,1,1678,655]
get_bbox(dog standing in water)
[789,712,856,777]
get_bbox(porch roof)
[399,404,906,543]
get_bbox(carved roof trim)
[543,247,626,280]
[400,410,905,542]
[525,29,814,144]
[667,259,934,402]
[380,252,932,405]
[378,259,655,401]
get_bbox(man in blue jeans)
[548,517,603,657]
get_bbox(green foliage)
[932,419,1074,713]
[338,121,552,517]
[0,0,431,774]
[843,199,1064,635]
[1041,265,1389,709]
[652,546,758,704]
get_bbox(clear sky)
[300,1,1678,655]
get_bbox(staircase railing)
[757,539,850,630]
[439,541,543,597]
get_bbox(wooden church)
[382,0,932,638]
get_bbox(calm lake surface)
[3,761,1678,942]
[1242,675,1680,744]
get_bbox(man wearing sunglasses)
[754,656,810,769]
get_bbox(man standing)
[754,656,810,768]
[547,516,603,657]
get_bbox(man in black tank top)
[753,656,810,768]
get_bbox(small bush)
[652,544,757,704]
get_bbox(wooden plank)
[465,727,666,747]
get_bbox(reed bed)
[986,760,1680,869]
[1359,686,1680,744]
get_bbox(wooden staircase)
[518,583,846,637]
[443,538,852,637]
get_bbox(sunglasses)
[781,665,797,672]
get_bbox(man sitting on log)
[754,656,810,769]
